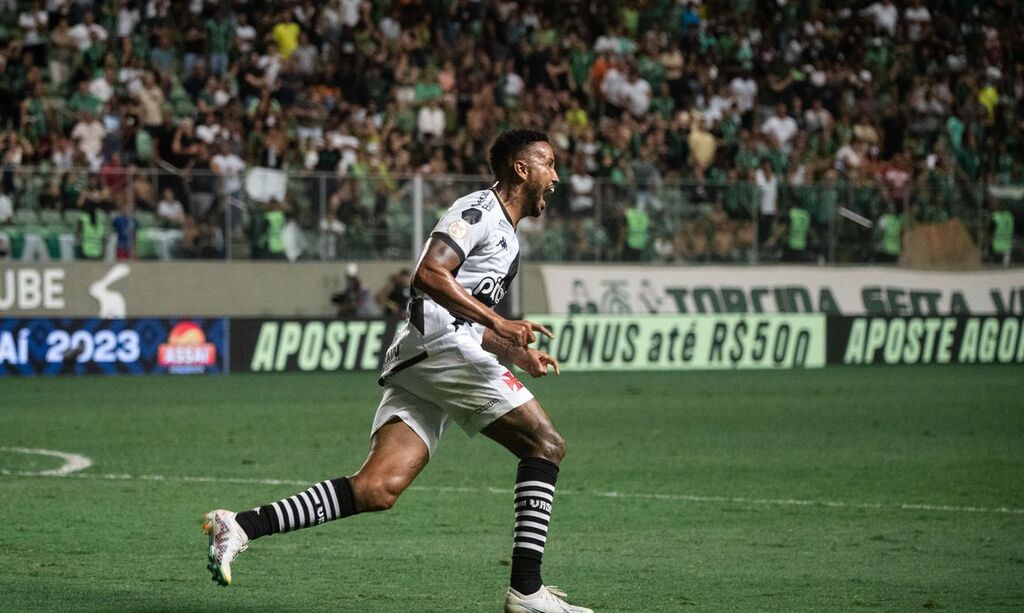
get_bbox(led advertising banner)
[828,316,1024,366]
[526,314,827,371]
[0,318,228,376]
[229,318,397,373]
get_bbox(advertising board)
[828,316,1024,366]
[527,314,827,371]
[229,318,396,373]
[0,318,227,376]
[540,265,1024,316]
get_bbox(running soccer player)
[203,129,593,613]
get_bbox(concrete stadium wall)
[0,261,411,318]
[4,261,1023,318]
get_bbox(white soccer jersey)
[380,187,520,381]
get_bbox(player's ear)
[513,159,529,180]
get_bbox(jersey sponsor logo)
[462,208,483,224]
[473,275,507,306]
[501,370,524,391]
[447,220,468,239]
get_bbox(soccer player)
[203,129,593,613]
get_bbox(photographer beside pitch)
[204,129,593,613]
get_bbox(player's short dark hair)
[488,129,549,180]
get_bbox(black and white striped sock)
[510,457,559,595]
[234,477,357,539]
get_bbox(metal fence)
[0,165,1015,265]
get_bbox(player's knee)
[363,489,398,512]
[535,429,567,464]
[352,475,405,512]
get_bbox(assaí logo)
[158,321,216,374]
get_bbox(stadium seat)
[134,210,159,228]
[14,209,39,225]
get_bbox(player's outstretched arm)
[414,237,554,348]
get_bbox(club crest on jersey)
[501,370,524,392]
[448,220,468,238]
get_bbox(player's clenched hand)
[518,349,560,378]
[493,318,554,348]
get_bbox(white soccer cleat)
[202,509,249,587]
[504,585,594,613]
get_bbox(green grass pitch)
[2,367,1022,612]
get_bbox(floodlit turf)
[1,367,1023,612]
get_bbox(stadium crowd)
[0,0,1021,263]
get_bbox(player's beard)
[527,183,552,218]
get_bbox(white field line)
[1,450,1021,517]
[0,447,93,476]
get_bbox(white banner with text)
[540,265,1024,316]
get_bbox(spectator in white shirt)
[622,66,652,118]
[157,188,186,227]
[417,99,446,142]
[339,0,364,28]
[212,146,247,235]
[18,1,48,62]
[599,58,628,111]
[863,0,898,37]
[567,156,595,215]
[195,113,222,144]
[89,68,115,103]
[71,113,107,159]
[729,72,758,116]
[211,147,246,196]
[754,159,778,244]
[68,11,107,51]
[903,0,931,42]
[234,12,257,54]
[804,98,833,133]
[116,0,140,37]
[703,83,734,128]
[0,189,13,225]
[760,103,799,153]
[502,60,525,104]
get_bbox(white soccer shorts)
[371,333,534,456]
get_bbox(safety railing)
[0,165,1016,266]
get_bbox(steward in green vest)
[623,205,650,261]
[264,209,286,259]
[991,209,1014,264]
[77,209,107,260]
[782,206,811,262]
[875,212,902,263]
